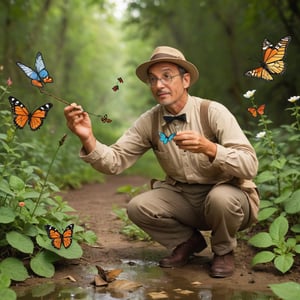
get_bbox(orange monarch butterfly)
[8,96,53,131]
[245,36,291,81]
[45,224,74,249]
[248,104,265,117]
[101,114,112,123]
[16,52,53,88]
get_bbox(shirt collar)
[161,94,193,125]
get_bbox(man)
[64,46,260,278]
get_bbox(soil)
[14,175,299,298]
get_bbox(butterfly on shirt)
[45,224,74,249]
[16,52,53,88]
[8,96,53,131]
[247,104,265,117]
[159,132,176,144]
[245,36,291,81]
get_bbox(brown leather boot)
[210,251,234,278]
[159,231,207,268]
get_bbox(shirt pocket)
[190,153,221,178]
[153,149,178,177]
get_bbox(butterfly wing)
[263,36,291,74]
[8,96,30,129]
[245,36,291,80]
[247,107,257,117]
[159,132,168,144]
[16,62,43,87]
[45,225,62,249]
[29,103,53,131]
[167,132,176,142]
[62,224,74,249]
[101,114,112,123]
[35,52,53,84]
[257,104,265,115]
[159,132,176,144]
[245,66,273,80]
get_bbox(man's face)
[147,62,190,108]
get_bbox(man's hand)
[173,130,217,160]
[64,103,96,154]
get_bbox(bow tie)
[163,113,186,123]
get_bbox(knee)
[205,186,242,216]
[127,194,151,224]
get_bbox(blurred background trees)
[0,0,299,182]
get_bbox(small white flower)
[256,131,266,139]
[287,96,300,103]
[243,90,256,99]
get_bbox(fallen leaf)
[191,281,203,286]
[93,274,108,287]
[108,279,142,292]
[96,265,107,281]
[106,268,123,282]
[63,275,76,282]
[173,288,194,295]
[147,291,169,299]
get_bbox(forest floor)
[14,175,299,299]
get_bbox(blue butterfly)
[16,52,53,88]
[159,132,176,144]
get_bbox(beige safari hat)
[136,46,199,86]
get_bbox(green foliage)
[245,91,300,274]
[269,282,300,300]
[249,216,300,273]
[0,80,97,291]
[112,204,151,241]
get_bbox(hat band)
[151,53,183,61]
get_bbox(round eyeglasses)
[147,73,181,87]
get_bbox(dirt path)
[17,175,299,297]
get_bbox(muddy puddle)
[14,259,278,300]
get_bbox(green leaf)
[0,288,16,300]
[274,254,294,273]
[291,224,300,233]
[0,180,14,196]
[0,273,11,288]
[0,207,16,224]
[259,200,274,209]
[270,157,286,169]
[285,189,300,214]
[9,175,25,191]
[294,244,300,254]
[80,230,97,245]
[251,251,275,266]
[255,170,276,183]
[269,216,288,242]
[0,258,29,281]
[6,231,34,254]
[19,191,41,199]
[30,251,55,278]
[36,235,83,259]
[257,207,278,221]
[248,232,274,248]
[269,282,300,300]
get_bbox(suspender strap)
[151,99,214,150]
[199,99,214,140]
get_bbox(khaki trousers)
[127,180,250,256]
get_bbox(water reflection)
[14,259,278,300]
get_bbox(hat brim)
[136,58,199,86]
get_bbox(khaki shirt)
[80,95,258,187]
